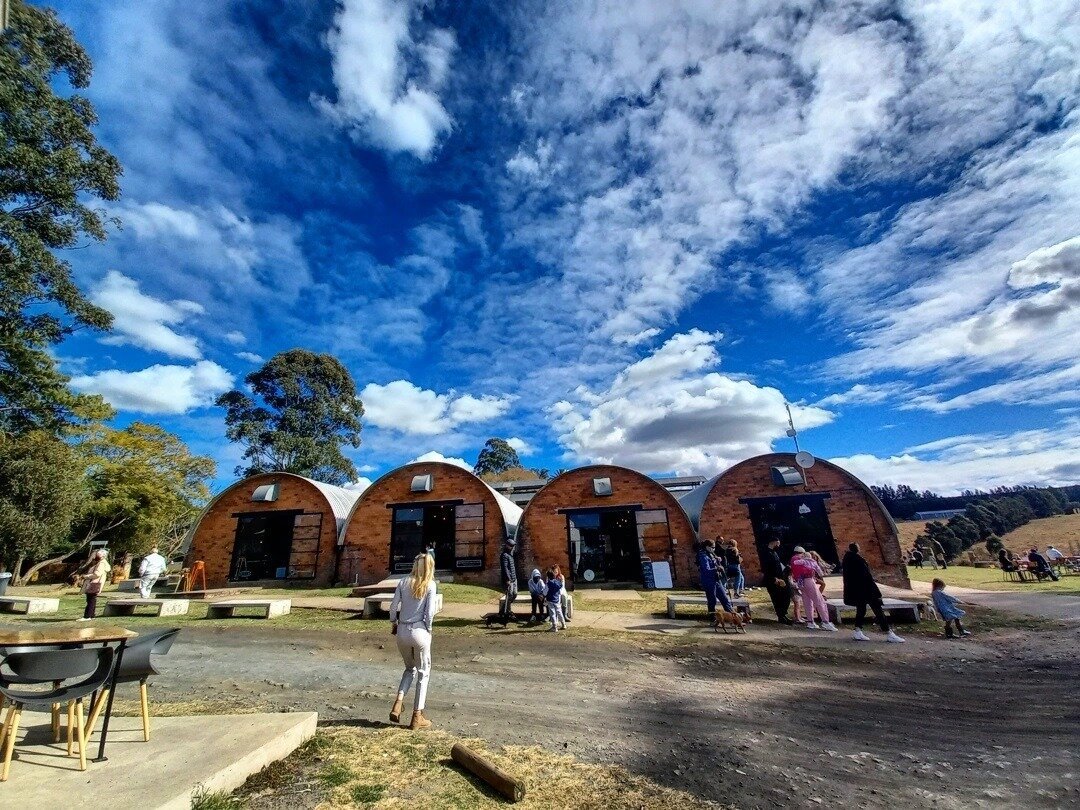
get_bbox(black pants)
[502,584,518,617]
[766,581,791,621]
[83,592,98,618]
[529,594,547,620]
[854,599,889,632]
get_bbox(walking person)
[931,537,948,569]
[545,568,567,632]
[388,553,438,730]
[500,539,518,620]
[79,549,111,621]
[790,547,838,631]
[841,543,905,643]
[761,538,793,624]
[696,540,734,616]
[930,579,970,638]
[138,547,168,599]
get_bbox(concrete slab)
[0,712,317,809]
[0,596,60,615]
[104,598,190,617]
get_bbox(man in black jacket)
[842,542,904,643]
[500,539,518,619]
[761,538,793,624]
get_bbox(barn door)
[289,513,322,579]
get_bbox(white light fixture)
[592,477,613,496]
[798,503,811,515]
[251,484,279,502]
[411,474,434,493]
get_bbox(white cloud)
[315,0,455,158]
[506,437,534,456]
[833,419,1080,495]
[224,331,246,346]
[343,478,373,494]
[235,351,264,364]
[92,270,203,359]
[70,360,233,415]
[904,364,1080,413]
[815,383,911,409]
[361,380,512,435]
[408,451,472,471]
[551,331,833,475]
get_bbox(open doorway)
[390,503,457,573]
[742,494,839,574]
[566,509,643,584]
[230,511,298,581]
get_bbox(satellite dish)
[795,451,816,469]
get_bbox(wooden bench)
[206,598,291,619]
[0,596,61,615]
[499,593,574,619]
[666,594,752,621]
[103,598,190,617]
[826,598,928,625]
[364,592,445,619]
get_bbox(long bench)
[0,596,61,615]
[666,594,752,621]
[103,598,190,617]
[499,592,574,620]
[364,592,445,619]
[206,598,291,619]
[826,598,929,625]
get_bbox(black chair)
[0,647,115,780]
[0,645,71,744]
[86,628,180,743]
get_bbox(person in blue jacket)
[545,568,567,632]
[696,539,734,616]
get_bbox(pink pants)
[798,578,829,624]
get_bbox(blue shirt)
[545,578,563,602]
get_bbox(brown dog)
[713,610,745,634]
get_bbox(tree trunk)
[13,517,128,586]
[13,555,25,584]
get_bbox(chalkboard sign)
[640,557,656,589]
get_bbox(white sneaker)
[76,617,91,622]
[886,630,906,643]
[805,622,820,630]
[852,629,870,642]
[821,622,839,632]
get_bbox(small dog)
[483,612,518,628]
[713,609,745,634]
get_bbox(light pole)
[1,0,10,33]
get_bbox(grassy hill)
[896,512,1080,558]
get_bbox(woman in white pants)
[389,553,438,730]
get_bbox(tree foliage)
[216,349,363,486]
[474,438,521,479]
[0,1,122,433]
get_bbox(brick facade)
[693,454,908,588]
[515,465,697,588]
[186,473,343,589]
[340,462,514,587]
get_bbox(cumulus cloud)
[343,478,373,494]
[223,331,246,346]
[408,450,472,470]
[91,270,203,359]
[70,360,233,415]
[551,331,832,475]
[315,0,455,158]
[236,351,264,364]
[506,437,534,456]
[361,380,512,435]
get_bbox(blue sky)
[46,0,1080,495]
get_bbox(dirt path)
[909,580,1080,623]
[154,621,1078,808]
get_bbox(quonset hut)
[678,453,908,588]
[186,472,361,589]
[338,461,522,587]
[514,465,697,588]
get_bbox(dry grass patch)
[235,725,716,809]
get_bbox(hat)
[793,546,806,553]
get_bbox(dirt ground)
[154,619,1078,809]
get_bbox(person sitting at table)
[998,548,1028,581]
[1046,545,1064,562]
[1027,547,1060,581]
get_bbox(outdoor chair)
[86,627,180,743]
[0,644,71,744]
[0,646,115,781]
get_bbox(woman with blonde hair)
[388,553,438,729]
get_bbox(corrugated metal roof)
[483,482,524,537]
[676,474,722,533]
[306,478,364,533]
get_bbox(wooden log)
[450,742,526,803]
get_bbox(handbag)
[83,578,102,595]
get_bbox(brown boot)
[389,697,403,724]
[409,710,432,730]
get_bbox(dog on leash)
[713,609,745,634]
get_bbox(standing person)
[138,547,168,599]
[909,546,924,568]
[527,568,547,623]
[790,547,838,631]
[425,540,436,568]
[931,537,948,569]
[841,543,905,643]
[388,553,438,730]
[761,538,793,624]
[79,549,111,621]
[545,568,567,632]
[696,540,733,616]
[1027,547,1060,581]
[500,539,518,620]
[930,579,970,638]
[724,539,745,597]
[552,564,570,623]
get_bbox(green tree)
[474,438,521,479]
[0,430,87,579]
[945,514,980,550]
[216,349,363,485]
[0,1,122,433]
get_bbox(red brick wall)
[696,454,908,588]
[340,462,510,587]
[187,473,341,589]
[516,465,697,588]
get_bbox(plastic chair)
[0,646,115,780]
[86,628,180,743]
[0,645,73,743]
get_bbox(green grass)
[190,784,244,810]
[906,564,1080,595]
[318,762,354,787]
[351,784,387,805]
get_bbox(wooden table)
[0,624,136,762]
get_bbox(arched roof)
[677,453,899,536]
[186,472,363,548]
[342,461,523,540]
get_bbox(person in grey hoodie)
[500,540,518,619]
[527,568,548,622]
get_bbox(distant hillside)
[898,513,1080,559]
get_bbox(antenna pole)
[785,403,801,452]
